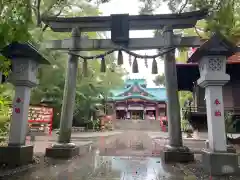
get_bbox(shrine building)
[107,78,167,120]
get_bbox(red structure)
[28,106,53,135]
[9,105,54,135]
[160,116,167,132]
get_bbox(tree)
[153,74,165,86]
[0,0,125,131]
[0,0,112,72]
[139,0,240,44]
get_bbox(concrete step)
[113,120,160,131]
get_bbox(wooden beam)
[42,9,208,32]
[44,36,203,51]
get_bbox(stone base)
[202,150,240,176]
[161,145,194,163]
[205,141,237,153]
[0,145,34,167]
[45,143,80,159]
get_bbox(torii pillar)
[45,28,80,158]
[188,33,240,176]
[161,26,194,163]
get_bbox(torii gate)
[43,10,207,162]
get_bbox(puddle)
[5,149,190,180]
[85,149,188,180]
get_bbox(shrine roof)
[125,78,146,85]
[108,79,166,102]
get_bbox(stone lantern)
[0,42,49,166]
[188,33,240,176]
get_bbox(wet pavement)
[2,131,238,180]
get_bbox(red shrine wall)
[113,101,166,120]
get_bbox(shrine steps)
[113,120,160,131]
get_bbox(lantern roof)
[1,42,50,64]
[188,33,238,63]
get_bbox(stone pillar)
[8,59,38,145]
[9,86,32,146]
[163,26,182,147]
[161,26,194,163]
[45,27,80,159]
[205,86,227,151]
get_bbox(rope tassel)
[132,57,139,73]
[100,56,106,72]
[128,54,132,66]
[144,54,148,68]
[152,58,158,74]
[83,59,88,77]
[117,50,123,65]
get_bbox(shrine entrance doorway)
[131,110,144,120]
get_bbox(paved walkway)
[3,130,239,179]
[26,131,123,154]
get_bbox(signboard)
[158,104,166,108]
[145,107,155,110]
[128,106,144,110]
[28,106,53,123]
[115,106,126,110]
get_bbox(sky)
[99,0,170,87]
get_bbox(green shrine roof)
[108,78,167,102]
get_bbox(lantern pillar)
[0,43,49,166]
[189,34,240,176]
[197,56,229,152]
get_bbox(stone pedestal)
[161,145,194,163]
[45,143,79,159]
[202,150,240,176]
[0,145,34,167]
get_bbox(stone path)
[26,131,122,154]
[3,130,239,180]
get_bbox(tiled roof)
[108,79,167,102]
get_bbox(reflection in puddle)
[94,149,176,180]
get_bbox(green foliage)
[0,0,32,73]
[0,0,125,131]
[139,0,240,44]
[153,74,165,86]
[0,115,10,142]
